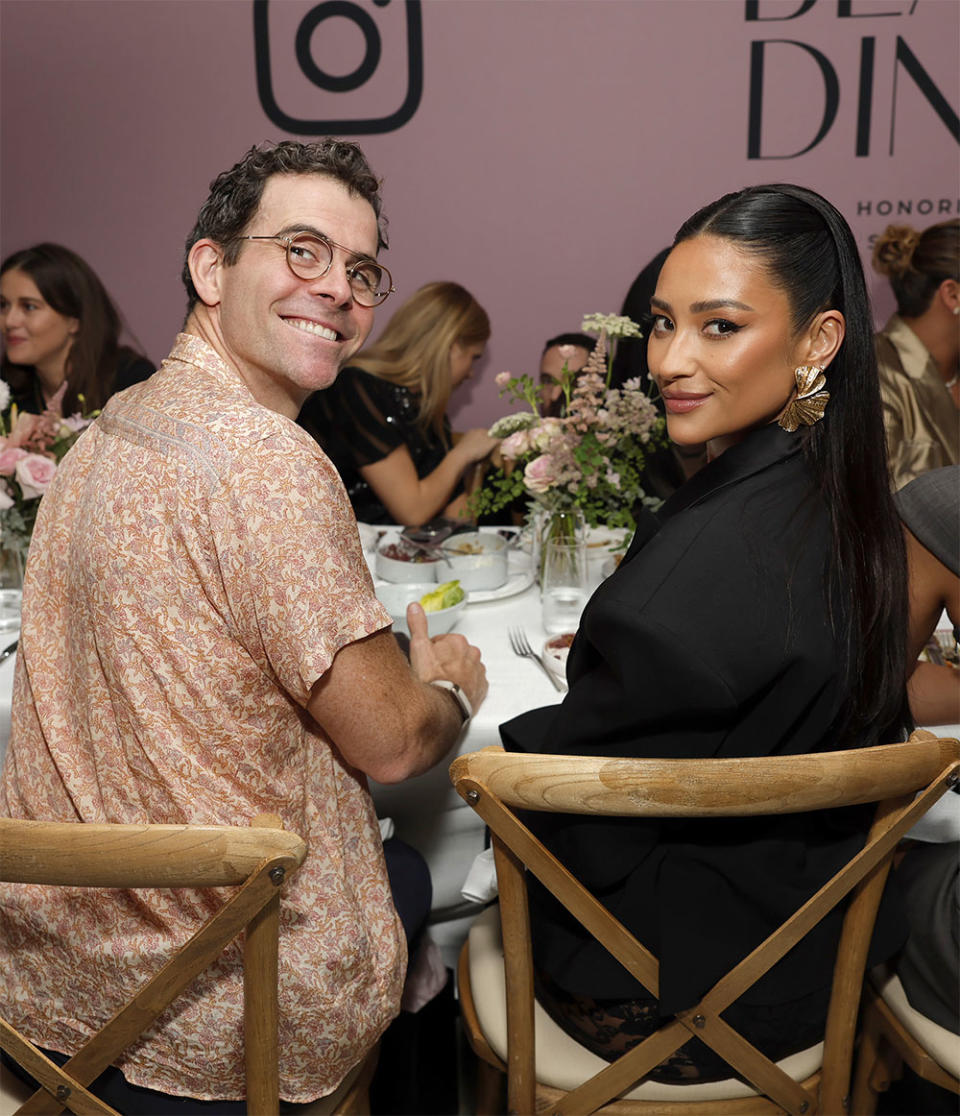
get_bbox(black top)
[298,367,456,524]
[7,350,155,415]
[501,423,906,1013]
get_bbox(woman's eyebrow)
[650,295,755,314]
[691,298,755,313]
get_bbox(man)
[0,140,486,1109]
[538,331,593,416]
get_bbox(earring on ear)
[778,365,829,432]
[952,306,959,316]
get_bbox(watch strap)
[429,679,473,723]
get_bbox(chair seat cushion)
[875,969,960,1077]
[467,904,823,1102]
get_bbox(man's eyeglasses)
[236,233,395,307]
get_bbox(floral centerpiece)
[470,314,666,538]
[0,379,95,557]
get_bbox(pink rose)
[524,454,559,495]
[15,453,57,499]
[0,485,13,511]
[500,430,531,459]
[495,371,513,388]
[0,446,28,476]
[7,410,59,450]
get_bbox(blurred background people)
[538,331,593,416]
[872,220,959,489]
[299,280,498,525]
[0,243,153,416]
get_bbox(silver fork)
[508,627,564,692]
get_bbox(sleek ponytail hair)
[675,184,907,741]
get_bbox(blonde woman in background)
[299,280,498,525]
[872,219,959,489]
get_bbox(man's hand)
[406,602,488,715]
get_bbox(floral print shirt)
[0,334,403,1103]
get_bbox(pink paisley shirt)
[0,334,404,1103]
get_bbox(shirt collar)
[882,314,938,382]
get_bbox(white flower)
[581,313,643,340]
[489,412,539,438]
[0,380,10,413]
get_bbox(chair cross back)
[0,814,307,1116]
[450,731,960,1116]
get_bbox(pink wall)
[2,0,957,428]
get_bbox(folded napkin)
[461,846,498,903]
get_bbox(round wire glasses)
[237,232,395,307]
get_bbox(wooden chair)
[450,730,960,1115]
[850,964,959,1113]
[0,813,311,1116]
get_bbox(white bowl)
[376,581,467,637]
[375,538,440,583]
[436,531,508,591]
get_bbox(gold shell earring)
[778,365,829,432]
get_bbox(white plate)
[467,567,535,603]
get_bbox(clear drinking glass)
[540,538,588,635]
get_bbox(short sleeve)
[208,426,391,705]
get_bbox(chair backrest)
[450,730,960,1115]
[0,813,307,1116]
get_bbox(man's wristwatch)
[429,679,473,724]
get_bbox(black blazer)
[501,424,906,1013]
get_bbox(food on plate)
[419,580,465,612]
[445,540,484,555]
[379,541,438,563]
[546,632,576,651]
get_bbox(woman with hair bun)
[0,243,154,416]
[872,220,959,489]
[299,280,498,525]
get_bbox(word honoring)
[857,197,959,217]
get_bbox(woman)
[0,243,154,416]
[298,280,498,525]
[502,184,909,1081]
[871,220,959,489]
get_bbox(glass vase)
[533,507,586,585]
[0,547,24,633]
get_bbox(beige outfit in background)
[0,335,403,1103]
[875,313,959,490]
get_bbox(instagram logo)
[254,0,423,135]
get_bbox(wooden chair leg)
[852,1009,883,1116]
[474,1057,506,1116]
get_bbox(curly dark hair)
[181,139,387,311]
